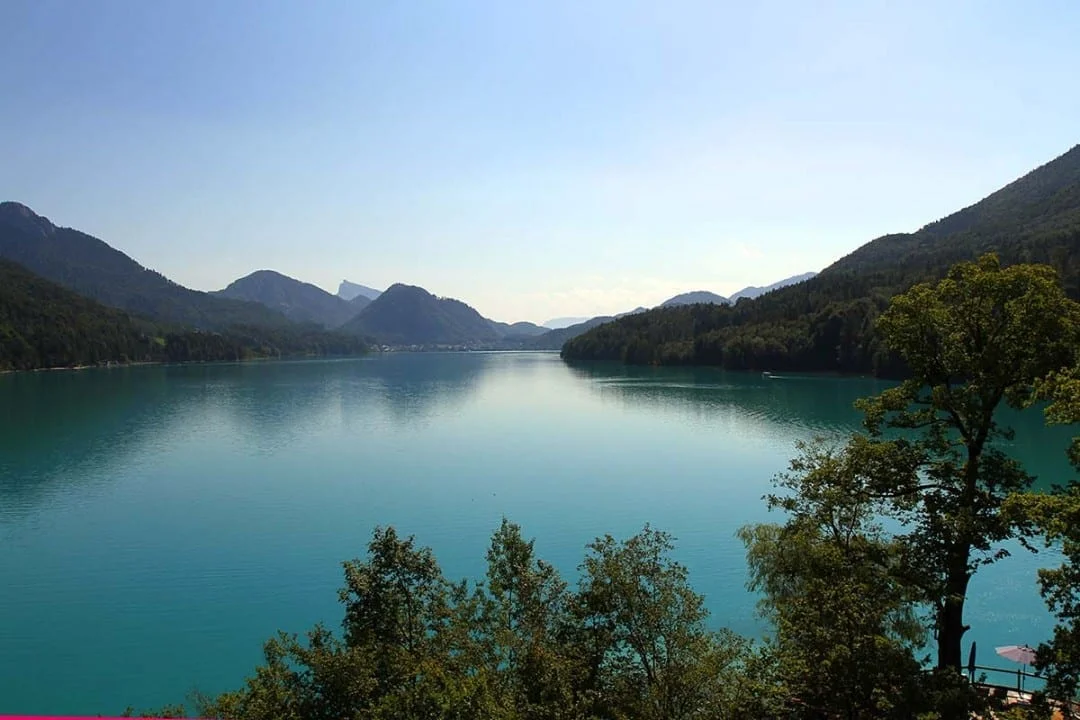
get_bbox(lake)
[0,352,1073,714]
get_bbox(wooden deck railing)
[969,663,1045,692]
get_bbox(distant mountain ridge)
[527,316,615,350]
[216,270,359,328]
[490,320,547,338]
[337,283,549,346]
[0,202,292,331]
[338,280,382,302]
[341,284,501,345]
[529,275,814,349]
[660,291,728,307]
[543,316,589,329]
[0,258,368,371]
[561,143,1080,373]
[728,272,817,302]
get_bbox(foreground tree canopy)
[131,256,1080,719]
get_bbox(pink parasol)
[996,644,1037,665]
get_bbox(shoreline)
[0,353,370,376]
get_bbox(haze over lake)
[0,352,1070,714]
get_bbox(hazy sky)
[2,1,1078,324]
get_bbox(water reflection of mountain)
[5,355,1075,520]
[0,367,177,517]
[341,353,493,426]
[568,364,889,436]
[0,355,505,516]
[566,363,1078,489]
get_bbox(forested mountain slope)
[216,270,358,328]
[562,144,1080,374]
[341,283,501,345]
[0,258,156,371]
[661,291,728,307]
[0,202,292,330]
[728,271,817,301]
[0,259,368,371]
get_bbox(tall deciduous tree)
[484,518,579,718]
[1003,370,1080,713]
[740,439,939,719]
[188,523,771,720]
[574,526,772,720]
[857,254,1080,669]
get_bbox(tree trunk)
[937,547,972,669]
[937,440,982,670]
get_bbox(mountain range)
[562,144,1080,374]
[0,255,367,371]
[0,202,290,331]
[543,316,589,329]
[217,270,365,328]
[657,274,819,308]
[338,280,382,302]
[728,272,819,302]
[0,204,549,359]
[527,274,817,350]
[3,142,1078,372]
[661,291,728,307]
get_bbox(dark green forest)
[0,259,366,371]
[562,145,1080,374]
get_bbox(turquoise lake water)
[0,352,1074,714]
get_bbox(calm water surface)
[0,352,1073,713]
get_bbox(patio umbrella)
[996,645,1037,665]
[996,645,1037,691]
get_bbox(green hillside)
[341,283,501,345]
[0,258,156,371]
[0,202,292,330]
[0,259,367,372]
[562,144,1080,374]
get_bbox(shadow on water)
[0,367,179,519]
[565,362,1080,490]
[5,357,1076,518]
[338,352,496,426]
[566,363,895,438]
[0,354,515,518]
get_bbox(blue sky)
[2,1,1078,324]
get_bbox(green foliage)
[192,522,772,720]
[562,144,1080,374]
[573,526,768,720]
[740,439,937,719]
[1006,373,1080,714]
[1004,489,1080,714]
[855,255,1080,670]
[0,258,155,370]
